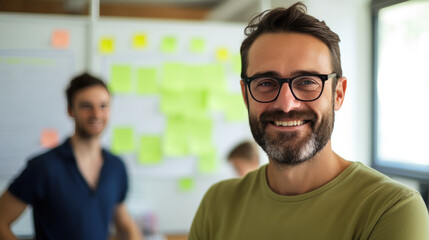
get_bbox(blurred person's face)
[68,86,110,139]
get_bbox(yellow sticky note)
[178,177,195,192]
[216,48,229,62]
[40,128,59,148]
[190,38,205,53]
[133,34,147,49]
[51,29,70,49]
[138,136,162,165]
[161,36,177,53]
[99,37,115,54]
[109,65,132,94]
[111,127,134,154]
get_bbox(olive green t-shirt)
[189,162,429,240]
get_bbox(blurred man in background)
[0,73,143,240]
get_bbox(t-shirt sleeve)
[117,158,129,203]
[8,158,44,204]
[368,191,429,240]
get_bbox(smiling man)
[189,2,429,239]
[0,73,143,240]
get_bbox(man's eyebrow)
[249,70,322,78]
[248,71,281,78]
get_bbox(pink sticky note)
[41,129,59,148]
[51,29,70,49]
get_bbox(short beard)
[249,107,334,166]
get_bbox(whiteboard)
[0,13,253,235]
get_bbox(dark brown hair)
[227,141,259,163]
[240,2,342,90]
[66,72,109,108]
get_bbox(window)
[372,0,429,182]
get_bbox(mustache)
[259,109,317,123]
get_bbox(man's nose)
[272,84,302,112]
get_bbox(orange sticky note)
[52,29,70,49]
[41,129,59,148]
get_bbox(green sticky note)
[111,127,134,154]
[164,116,188,156]
[137,67,158,94]
[178,177,195,192]
[160,90,181,115]
[161,62,186,91]
[138,135,162,165]
[198,147,218,174]
[182,90,209,117]
[190,38,205,53]
[201,64,227,92]
[232,54,241,74]
[161,36,177,53]
[109,65,132,94]
[187,117,213,154]
[224,94,248,121]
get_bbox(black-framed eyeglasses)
[243,73,337,103]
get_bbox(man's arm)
[113,203,144,240]
[368,192,429,240]
[0,190,27,240]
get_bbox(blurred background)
[0,0,428,239]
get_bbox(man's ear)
[67,105,74,118]
[240,80,249,108]
[334,77,347,111]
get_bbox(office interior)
[0,0,428,239]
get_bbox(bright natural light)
[376,1,429,165]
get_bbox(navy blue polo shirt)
[8,138,128,240]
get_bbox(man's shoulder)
[205,167,263,200]
[349,162,420,203]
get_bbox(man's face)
[240,33,345,166]
[68,86,110,139]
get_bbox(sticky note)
[164,117,188,156]
[216,47,229,62]
[137,67,157,94]
[224,94,248,121]
[109,65,132,94]
[111,127,134,154]
[138,136,162,165]
[161,62,185,91]
[133,34,148,49]
[232,54,241,74]
[187,117,213,154]
[51,29,70,49]
[198,147,218,173]
[178,177,195,192]
[161,36,177,53]
[99,37,115,54]
[40,129,59,148]
[190,38,205,53]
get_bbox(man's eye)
[255,78,278,87]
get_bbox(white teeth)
[274,120,305,127]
